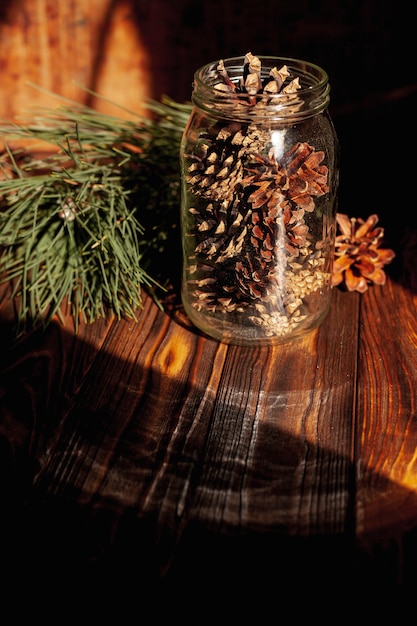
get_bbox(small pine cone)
[332,213,396,293]
[243,141,329,213]
[185,123,244,203]
[281,142,329,211]
[234,252,277,301]
[282,203,309,256]
[228,202,310,302]
[186,142,243,203]
[191,197,250,262]
[186,122,271,203]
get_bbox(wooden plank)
[0,0,151,122]
[17,286,358,585]
[174,290,359,536]
[355,274,417,589]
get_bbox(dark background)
[139,0,415,245]
[1,0,415,243]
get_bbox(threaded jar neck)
[192,55,330,123]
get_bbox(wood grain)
[1,0,417,610]
[0,0,151,121]
[355,277,417,589]
[2,262,417,608]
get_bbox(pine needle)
[0,91,193,334]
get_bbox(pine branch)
[0,93,193,334]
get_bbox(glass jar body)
[180,55,339,346]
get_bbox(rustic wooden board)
[0,0,151,121]
[0,285,358,594]
[2,267,416,612]
[355,276,417,589]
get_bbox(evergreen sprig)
[0,93,193,333]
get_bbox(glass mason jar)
[180,53,339,345]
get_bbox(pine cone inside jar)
[183,53,333,333]
[243,142,329,214]
[186,121,270,203]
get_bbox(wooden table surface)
[1,223,417,617]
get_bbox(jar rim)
[194,55,328,95]
[191,54,330,121]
